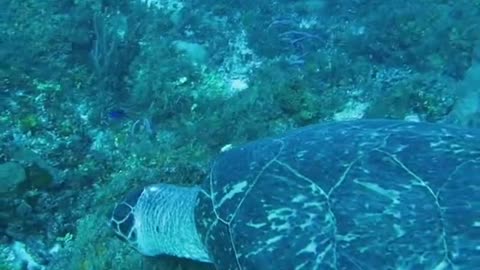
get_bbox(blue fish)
[107,109,128,120]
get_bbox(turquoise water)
[0,0,479,269]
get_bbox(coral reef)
[1,0,479,269]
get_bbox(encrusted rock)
[0,162,26,193]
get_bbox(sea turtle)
[110,119,480,269]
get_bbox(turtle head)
[110,183,211,262]
[110,188,142,245]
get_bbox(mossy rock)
[0,264,14,270]
[0,162,27,193]
[365,85,412,119]
[274,79,321,124]
[19,114,41,133]
[17,163,55,192]
[365,75,454,121]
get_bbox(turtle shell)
[194,119,480,270]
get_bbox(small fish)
[107,109,128,120]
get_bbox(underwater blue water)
[0,0,479,269]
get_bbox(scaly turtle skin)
[111,119,480,270]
